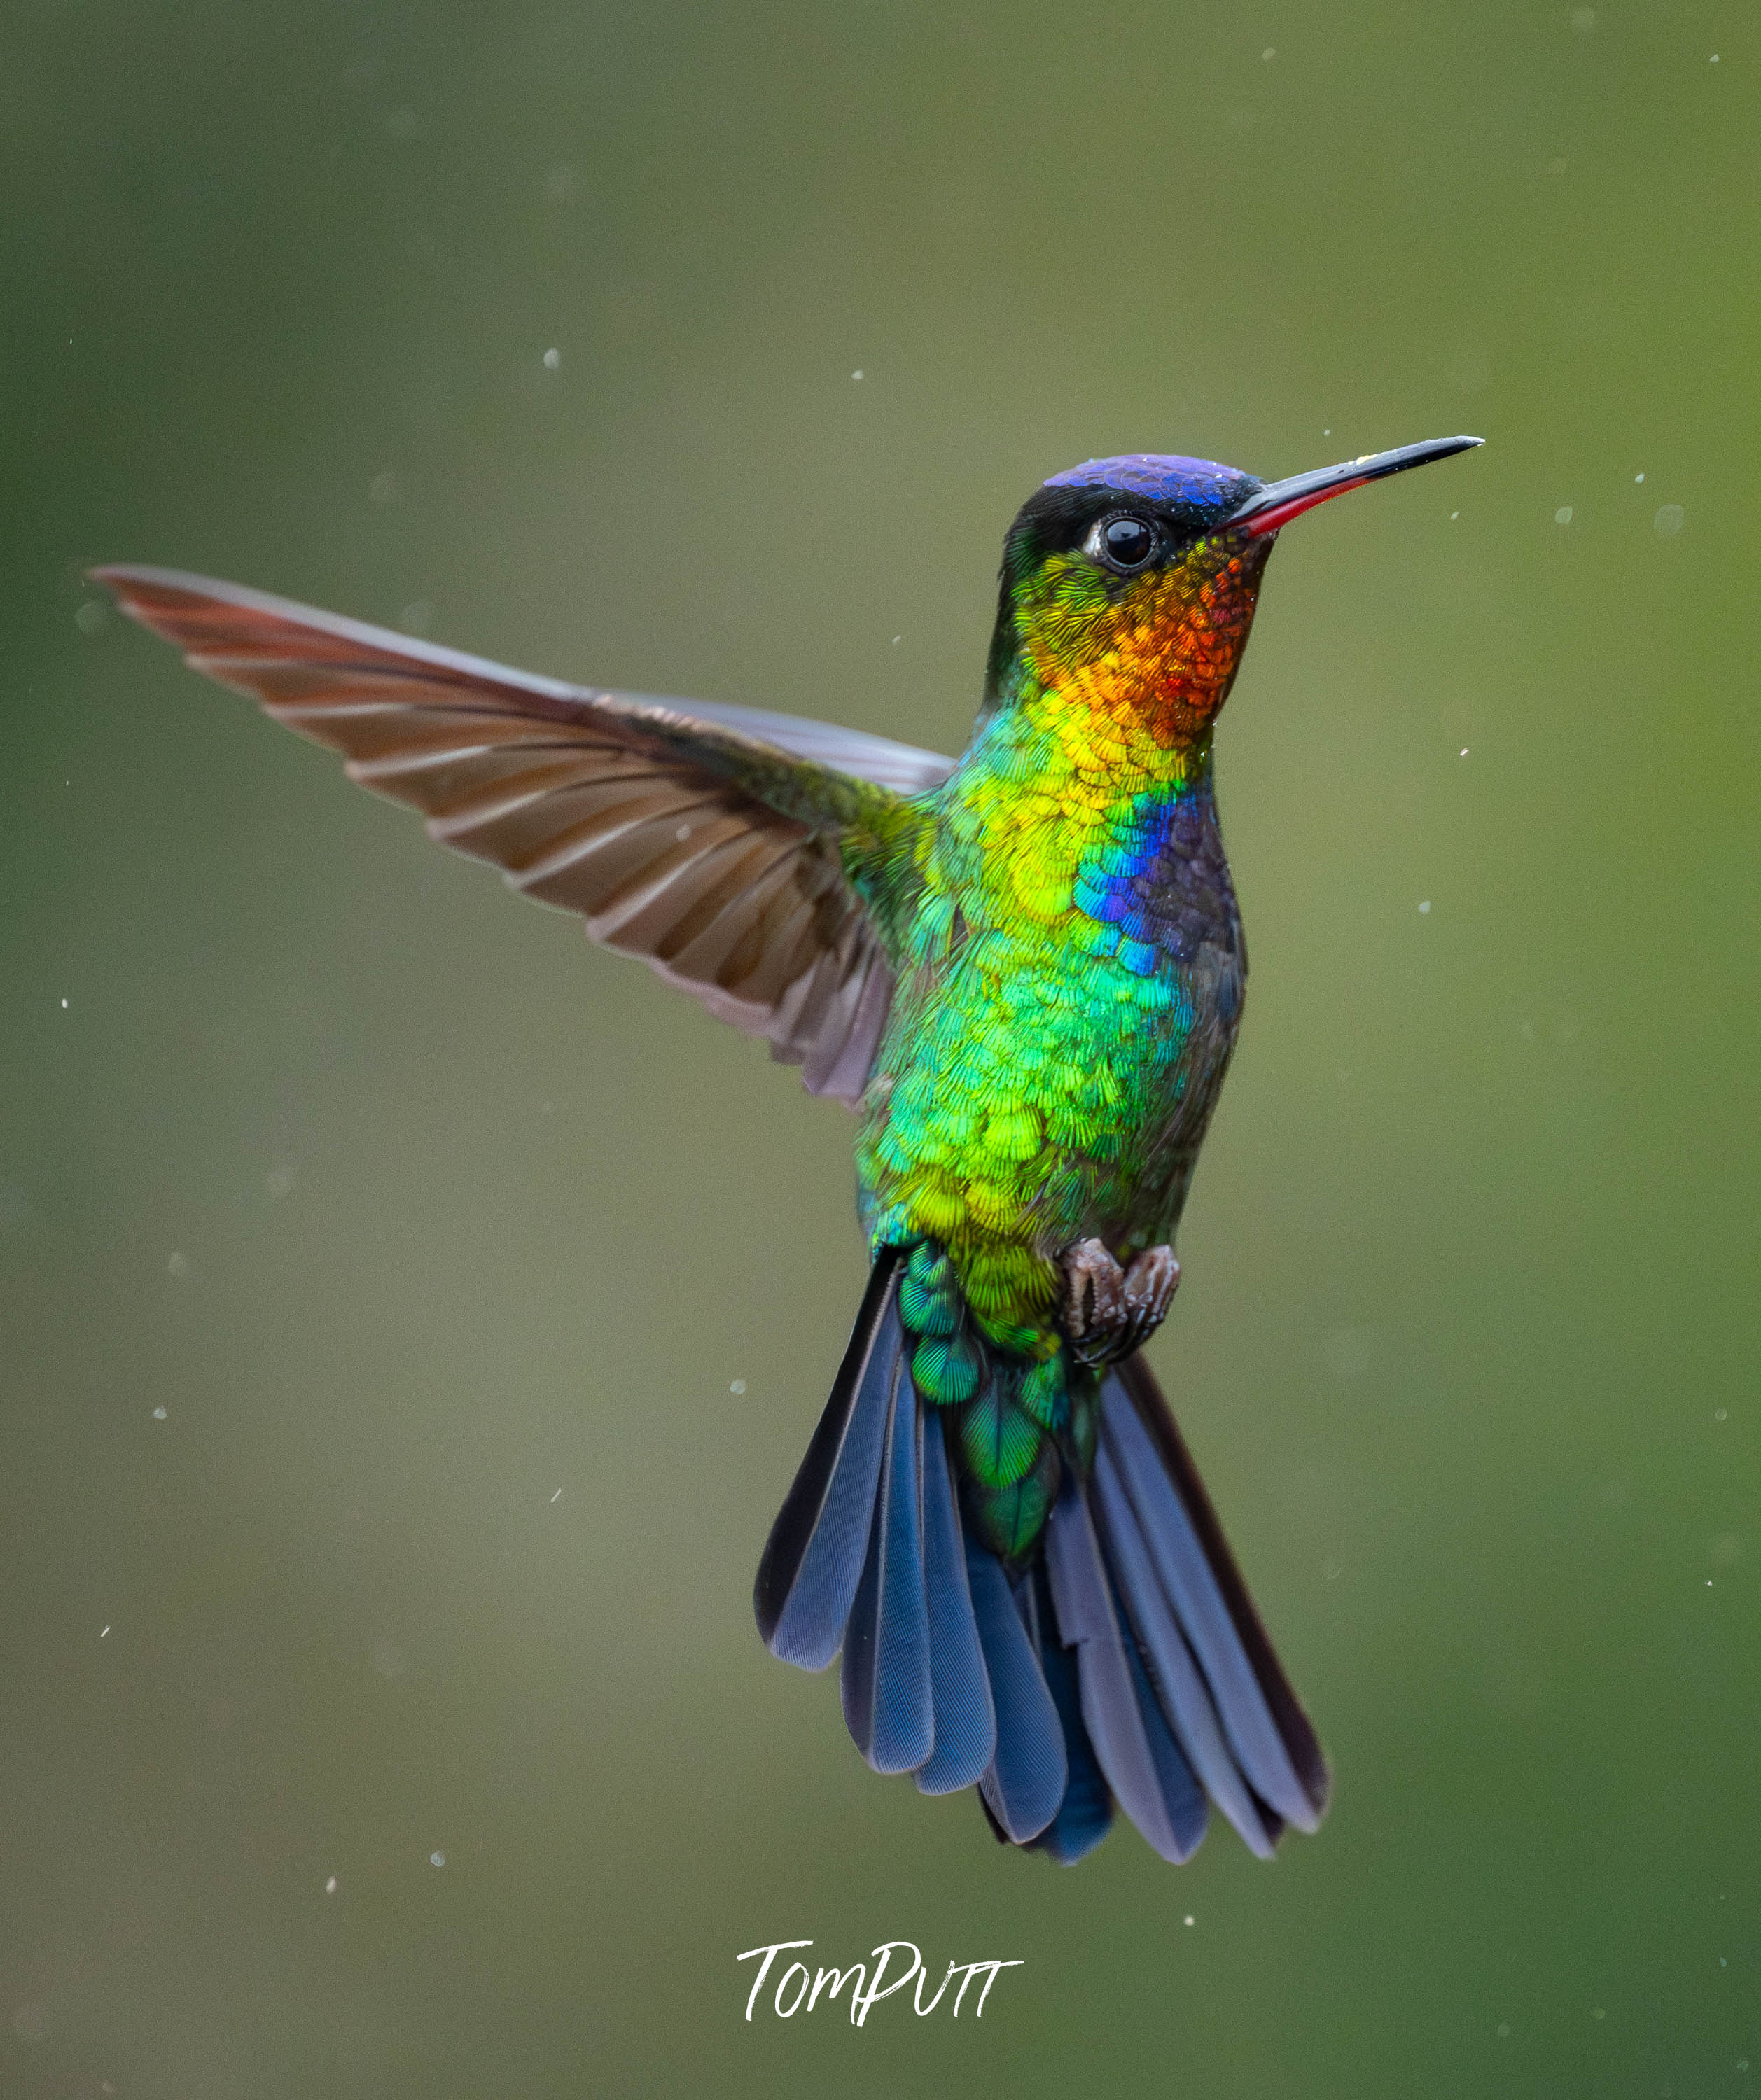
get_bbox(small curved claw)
[1061,1238,1181,1364]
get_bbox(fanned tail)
[753,1251,1330,1863]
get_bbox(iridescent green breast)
[855,697,1243,1354]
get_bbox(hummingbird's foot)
[1062,1239,1181,1365]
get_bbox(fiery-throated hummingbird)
[97,431,1479,1865]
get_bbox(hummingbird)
[95,431,1479,1866]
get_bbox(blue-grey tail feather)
[1090,1434,1279,1856]
[755,1259,1326,1868]
[841,1347,935,1772]
[1099,1357,1329,1833]
[914,1407,996,1794]
[1043,1470,1204,1862]
[755,1247,902,1670]
[970,1541,1068,1842]
[1022,1562,1113,1864]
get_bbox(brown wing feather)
[93,565,949,1105]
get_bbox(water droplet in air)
[1418,900,1431,914]
[851,370,863,382]
[1655,504,1685,536]
[326,1876,338,1893]
[730,1378,747,1395]
[152,1406,167,1420]
[1635,472,1645,483]
[430,1851,446,1867]
[543,347,560,370]
[1555,505,1573,524]
[550,1488,562,1503]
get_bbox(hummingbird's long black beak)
[1229,435,1483,538]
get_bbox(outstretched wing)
[95,566,954,1105]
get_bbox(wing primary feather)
[913,1406,996,1795]
[755,1250,903,1669]
[92,564,935,1110]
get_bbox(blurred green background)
[1,1,1757,2093]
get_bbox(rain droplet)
[325,1876,338,1893]
[1635,472,1645,484]
[1459,748,1469,757]
[851,370,863,382]
[1555,505,1573,524]
[1183,1914,1195,1926]
[430,1850,446,1867]
[1261,46,1276,59]
[550,1488,562,1503]
[730,1378,747,1395]
[543,347,560,370]
[1655,504,1685,536]
[152,1406,167,1420]
[1418,900,1432,914]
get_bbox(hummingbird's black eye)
[1097,514,1157,572]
